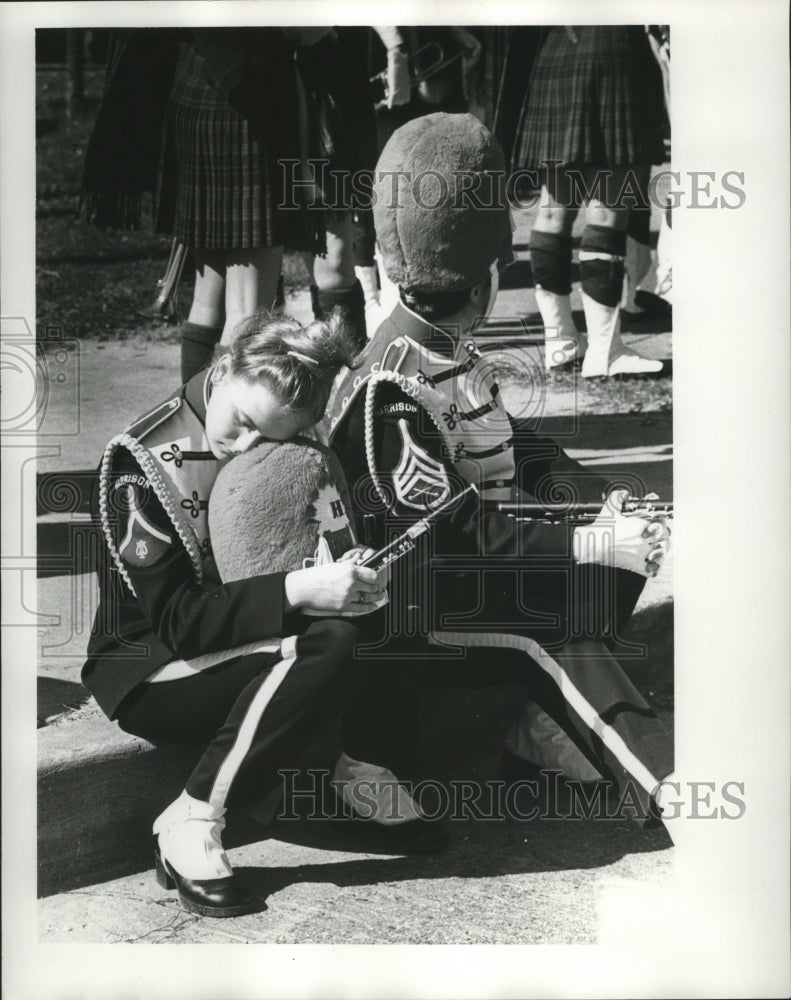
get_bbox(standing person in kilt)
[513,26,669,376]
[156,28,335,382]
[294,27,392,351]
[82,27,341,382]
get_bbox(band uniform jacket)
[326,300,645,648]
[83,369,290,719]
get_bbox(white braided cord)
[98,432,204,596]
[329,337,410,434]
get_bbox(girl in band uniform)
[84,312,387,917]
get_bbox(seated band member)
[326,113,673,828]
[83,311,389,918]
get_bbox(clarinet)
[359,489,671,570]
[359,484,479,571]
[489,496,673,523]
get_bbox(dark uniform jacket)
[326,302,643,648]
[83,371,288,719]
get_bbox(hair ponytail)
[228,308,360,421]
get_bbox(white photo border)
[2,1,789,997]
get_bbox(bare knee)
[221,246,283,343]
[585,204,629,232]
[534,205,572,235]
[312,216,356,290]
[188,251,226,327]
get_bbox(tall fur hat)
[373,112,513,294]
[209,437,356,582]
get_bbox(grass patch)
[36,67,310,343]
[493,361,672,416]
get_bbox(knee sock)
[529,230,573,295]
[180,322,222,384]
[625,204,651,245]
[578,225,626,306]
[579,226,662,377]
[309,282,322,319]
[531,231,580,367]
[311,279,367,351]
[273,273,285,314]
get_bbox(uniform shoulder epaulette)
[124,390,183,442]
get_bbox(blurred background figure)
[298,27,411,345]
[158,28,320,382]
[372,26,482,146]
[477,27,543,153]
[349,27,411,333]
[82,27,365,382]
[513,25,669,377]
[367,26,483,324]
[626,26,672,320]
[621,189,673,323]
[133,26,413,350]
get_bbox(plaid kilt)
[514,26,668,169]
[155,42,310,251]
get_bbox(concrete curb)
[37,708,201,896]
[36,681,521,898]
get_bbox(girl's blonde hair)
[228,309,359,421]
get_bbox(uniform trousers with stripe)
[344,622,672,820]
[117,618,365,812]
[430,633,671,812]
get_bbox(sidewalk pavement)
[38,803,672,944]
[34,273,674,944]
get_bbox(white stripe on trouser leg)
[207,634,299,811]
[143,639,282,684]
[430,631,661,797]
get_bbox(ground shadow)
[235,806,672,906]
[37,520,101,578]
[522,409,672,451]
[38,676,90,727]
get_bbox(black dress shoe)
[633,290,672,316]
[153,838,259,918]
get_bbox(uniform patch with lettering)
[377,400,418,418]
[392,419,451,511]
[114,482,174,567]
[309,481,355,561]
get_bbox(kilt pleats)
[155,42,309,251]
[515,26,667,169]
